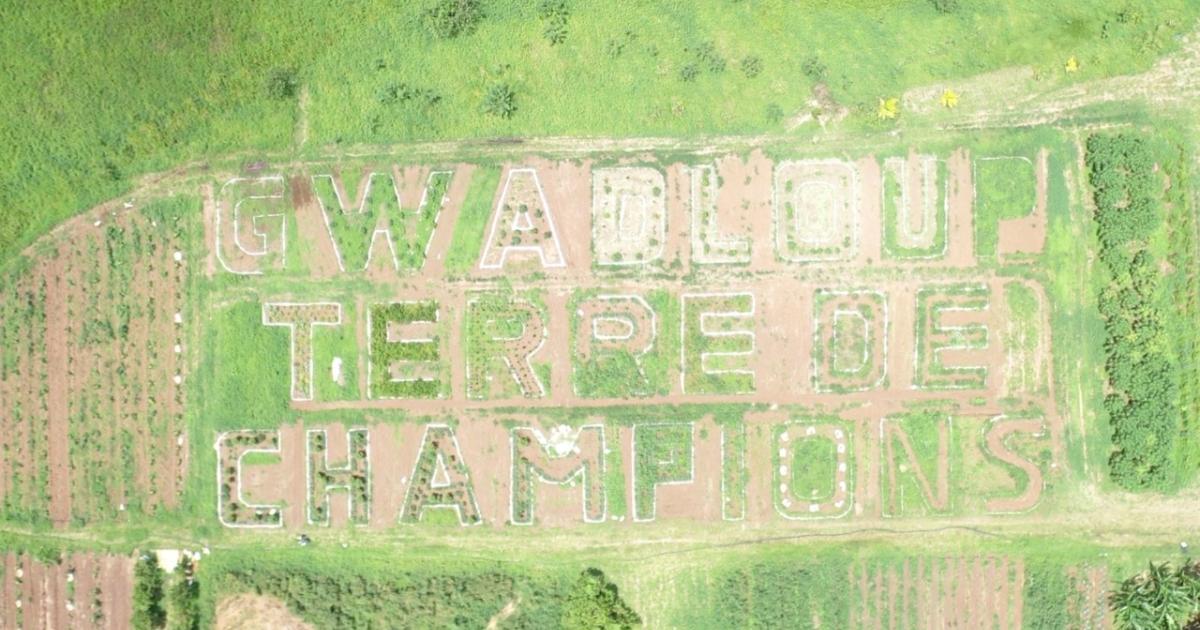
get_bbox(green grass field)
[4,0,1199,268]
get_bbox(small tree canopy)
[1111,561,1200,630]
[561,568,641,630]
[132,555,167,630]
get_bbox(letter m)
[510,425,606,525]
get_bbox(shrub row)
[1085,133,1179,490]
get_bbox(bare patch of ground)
[216,594,313,630]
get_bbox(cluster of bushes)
[710,559,849,627]
[1085,133,1179,490]
[1111,560,1200,628]
[538,0,570,46]
[424,0,484,39]
[209,552,639,629]
[679,41,726,82]
[132,554,199,630]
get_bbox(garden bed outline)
[304,427,371,526]
[214,430,284,529]
[679,292,757,395]
[261,302,344,402]
[479,167,567,270]
[631,422,696,523]
[214,176,288,276]
[507,424,607,526]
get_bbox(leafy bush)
[1111,561,1200,628]
[132,555,166,629]
[801,55,828,81]
[481,83,517,118]
[679,63,700,82]
[740,55,763,78]
[538,0,570,45]
[931,0,960,13]
[561,569,641,629]
[265,68,298,100]
[689,41,725,74]
[167,556,199,630]
[1085,133,1179,490]
[424,0,484,39]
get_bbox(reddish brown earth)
[998,149,1049,259]
[0,553,132,629]
[850,556,1024,628]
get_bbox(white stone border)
[367,301,442,400]
[214,176,288,276]
[773,423,853,521]
[465,296,548,399]
[912,284,990,391]
[879,413,954,518]
[312,170,453,273]
[571,294,658,397]
[305,427,371,526]
[214,430,283,529]
[591,167,666,266]
[720,423,746,522]
[689,165,751,265]
[631,422,696,523]
[680,292,756,395]
[400,423,484,526]
[979,414,1047,515]
[262,302,343,402]
[882,155,950,259]
[418,170,454,261]
[811,289,889,393]
[771,159,861,263]
[508,424,607,526]
[479,168,567,269]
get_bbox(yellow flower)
[1065,56,1080,73]
[940,89,959,109]
[877,97,900,120]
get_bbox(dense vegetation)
[1110,561,1200,629]
[205,551,573,628]
[132,555,167,629]
[1085,133,1179,490]
[3,1,1198,266]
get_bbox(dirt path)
[485,597,520,630]
[43,253,72,527]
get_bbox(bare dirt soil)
[0,552,133,629]
[216,594,312,630]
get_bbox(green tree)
[1111,561,1200,629]
[167,556,200,630]
[561,568,641,629]
[132,555,167,630]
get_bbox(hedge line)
[1085,133,1179,490]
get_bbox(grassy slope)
[2,0,1198,265]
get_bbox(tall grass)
[2,1,1198,266]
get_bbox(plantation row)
[1085,133,1179,490]
[0,197,195,525]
